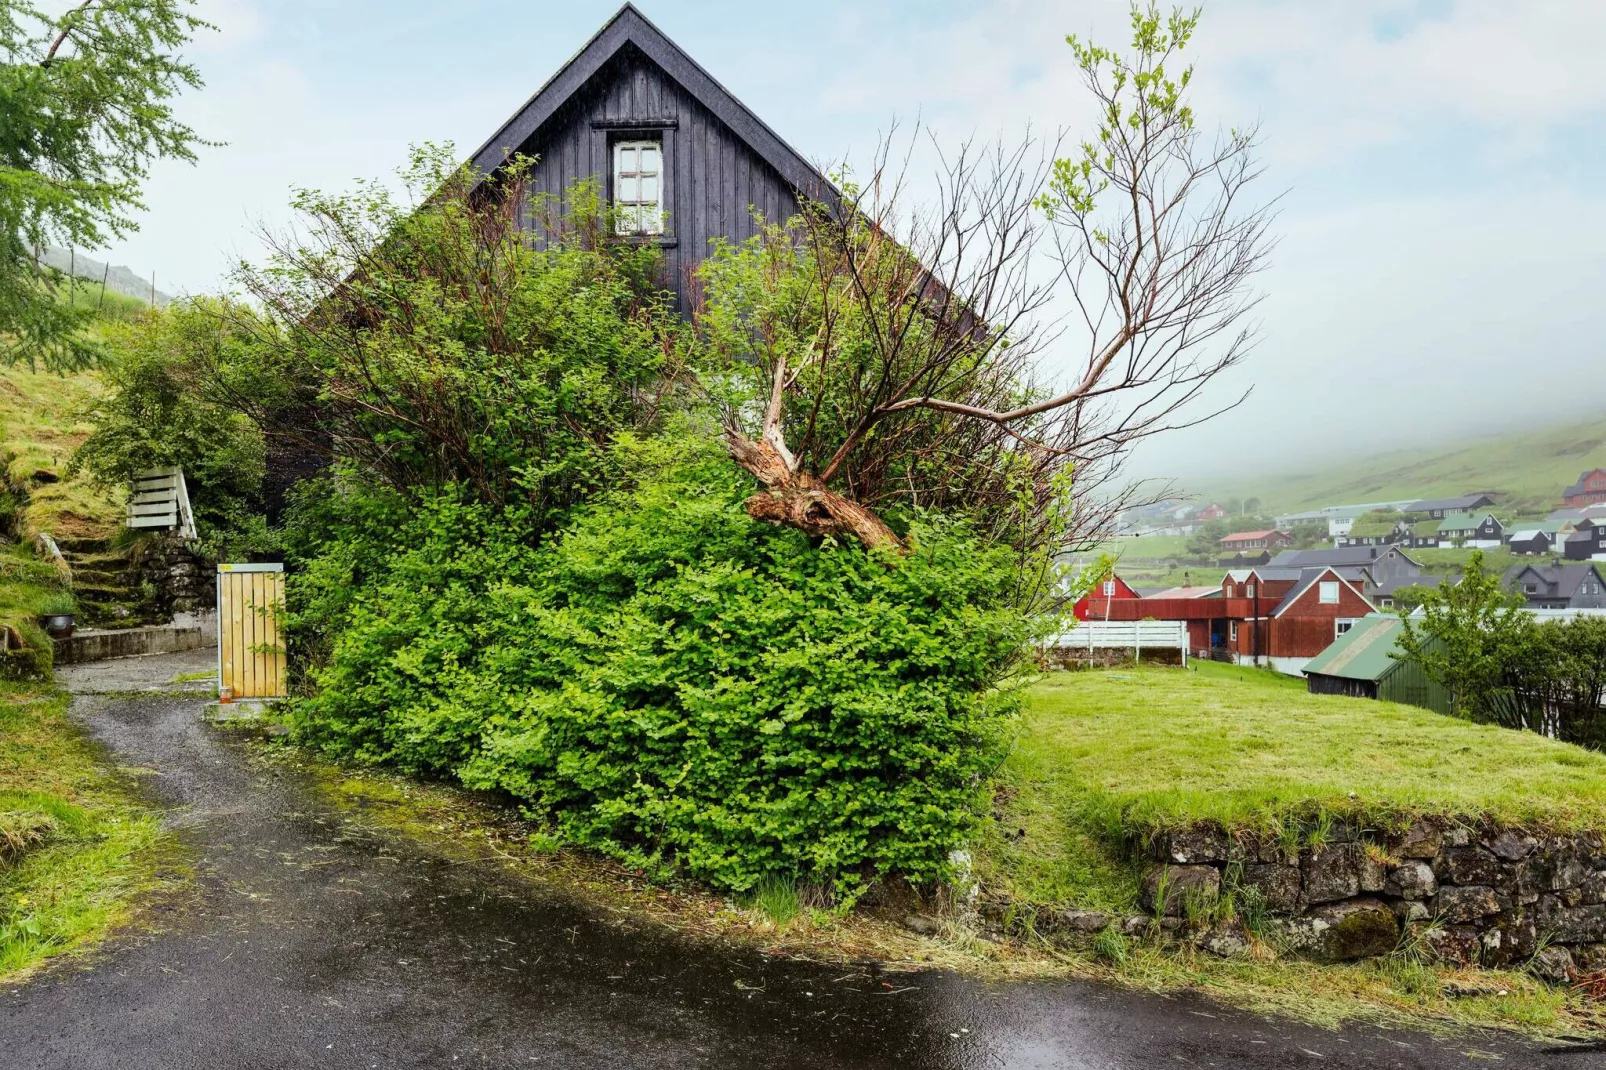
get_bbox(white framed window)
[1229,621,1239,643]
[613,140,663,235]
[1318,581,1339,604]
[1335,618,1358,637]
[1246,583,1257,598]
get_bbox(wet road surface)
[2,650,1596,1068]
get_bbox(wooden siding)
[1274,575,1373,623]
[218,565,286,700]
[505,46,804,314]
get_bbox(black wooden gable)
[470,4,833,312]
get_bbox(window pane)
[617,205,638,233]
[641,146,659,173]
[619,175,638,202]
[640,175,658,203]
[618,146,636,172]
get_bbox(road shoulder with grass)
[0,651,1586,1069]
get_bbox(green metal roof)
[1436,512,1482,534]
[1302,613,1410,681]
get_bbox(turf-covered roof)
[1346,511,1403,538]
[1302,613,1407,681]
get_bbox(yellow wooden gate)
[216,563,286,700]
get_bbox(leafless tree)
[710,5,1272,557]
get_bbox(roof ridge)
[468,4,835,203]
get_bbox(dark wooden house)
[261,5,837,514]
[1503,562,1606,609]
[1504,528,1554,556]
[469,3,834,314]
[1435,511,1504,547]
[1564,520,1606,562]
[1407,493,1496,519]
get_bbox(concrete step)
[69,568,128,587]
[55,536,114,555]
[53,624,212,666]
[63,551,129,570]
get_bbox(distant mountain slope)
[1191,417,1606,516]
[38,247,173,307]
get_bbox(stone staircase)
[56,536,164,628]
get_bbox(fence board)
[1051,620,1189,664]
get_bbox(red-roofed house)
[1218,529,1292,551]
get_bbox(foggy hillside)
[38,247,173,307]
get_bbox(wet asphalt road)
[1,650,1598,1068]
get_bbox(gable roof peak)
[469,4,833,204]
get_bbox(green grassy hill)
[1190,417,1606,516]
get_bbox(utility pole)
[98,262,109,312]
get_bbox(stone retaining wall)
[1039,647,1184,670]
[133,535,215,619]
[986,817,1606,984]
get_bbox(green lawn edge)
[0,681,178,982]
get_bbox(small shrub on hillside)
[68,300,271,556]
[289,440,1037,896]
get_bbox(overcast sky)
[100,0,1606,483]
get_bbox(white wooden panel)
[1053,620,1188,649]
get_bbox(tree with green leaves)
[1,0,209,368]
[704,2,1271,554]
[1396,551,1529,719]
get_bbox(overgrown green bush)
[289,438,1036,895]
[68,299,271,556]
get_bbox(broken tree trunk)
[724,431,902,553]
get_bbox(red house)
[1219,529,1292,551]
[1197,503,1227,521]
[1072,573,1142,620]
[1223,567,1373,673]
[1090,566,1373,674]
[1564,469,1606,507]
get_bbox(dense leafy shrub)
[290,440,1035,894]
[235,149,689,523]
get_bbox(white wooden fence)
[1050,619,1189,664]
[127,466,197,540]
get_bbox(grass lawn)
[1409,546,1529,577]
[969,664,1606,1039]
[980,664,1606,914]
[0,535,174,981]
[0,682,173,981]
[1096,533,1191,560]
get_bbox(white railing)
[1050,619,1189,664]
[127,466,198,541]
